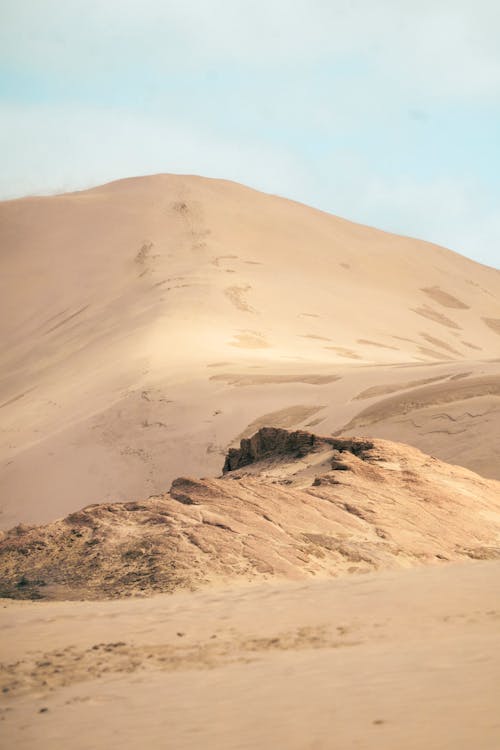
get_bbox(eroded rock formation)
[1,429,499,600]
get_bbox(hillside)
[1,174,499,528]
[1,428,499,600]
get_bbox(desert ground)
[1,562,499,749]
[1,175,499,749]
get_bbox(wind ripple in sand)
[419,332,463,356]
[342,374,500,429]
[224,285,256,313]
[229,331,269,348]
[483,318,500,335]
[299,334,332,342]
[357,339,399,351]
[44,305,90,334]
[210,374,340,386]
[417,346,455,361]
[324,346,362,359]
[353,374,454,400]
[420,286,469,309]
[411,305,462,330]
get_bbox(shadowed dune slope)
[1,428,499,601]
[1,174,499,527]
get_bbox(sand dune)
[1,176,500,750]
[1,174,499,528]
[1,428,499,601]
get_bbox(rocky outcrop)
[223,427,374,473]
[1,429,499,600]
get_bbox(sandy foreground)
[1,560,499,749]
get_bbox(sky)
[1,0,499,268]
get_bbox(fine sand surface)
[1,174,500,528]
[1,560,499,749]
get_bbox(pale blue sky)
[1,1,499,267]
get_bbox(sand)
[1,560,499,749]
[1,174,500,528]
[1,175,500,749]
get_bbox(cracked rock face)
[223,428,321,472]
[1,428,499,600]
[223,427,374,473]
